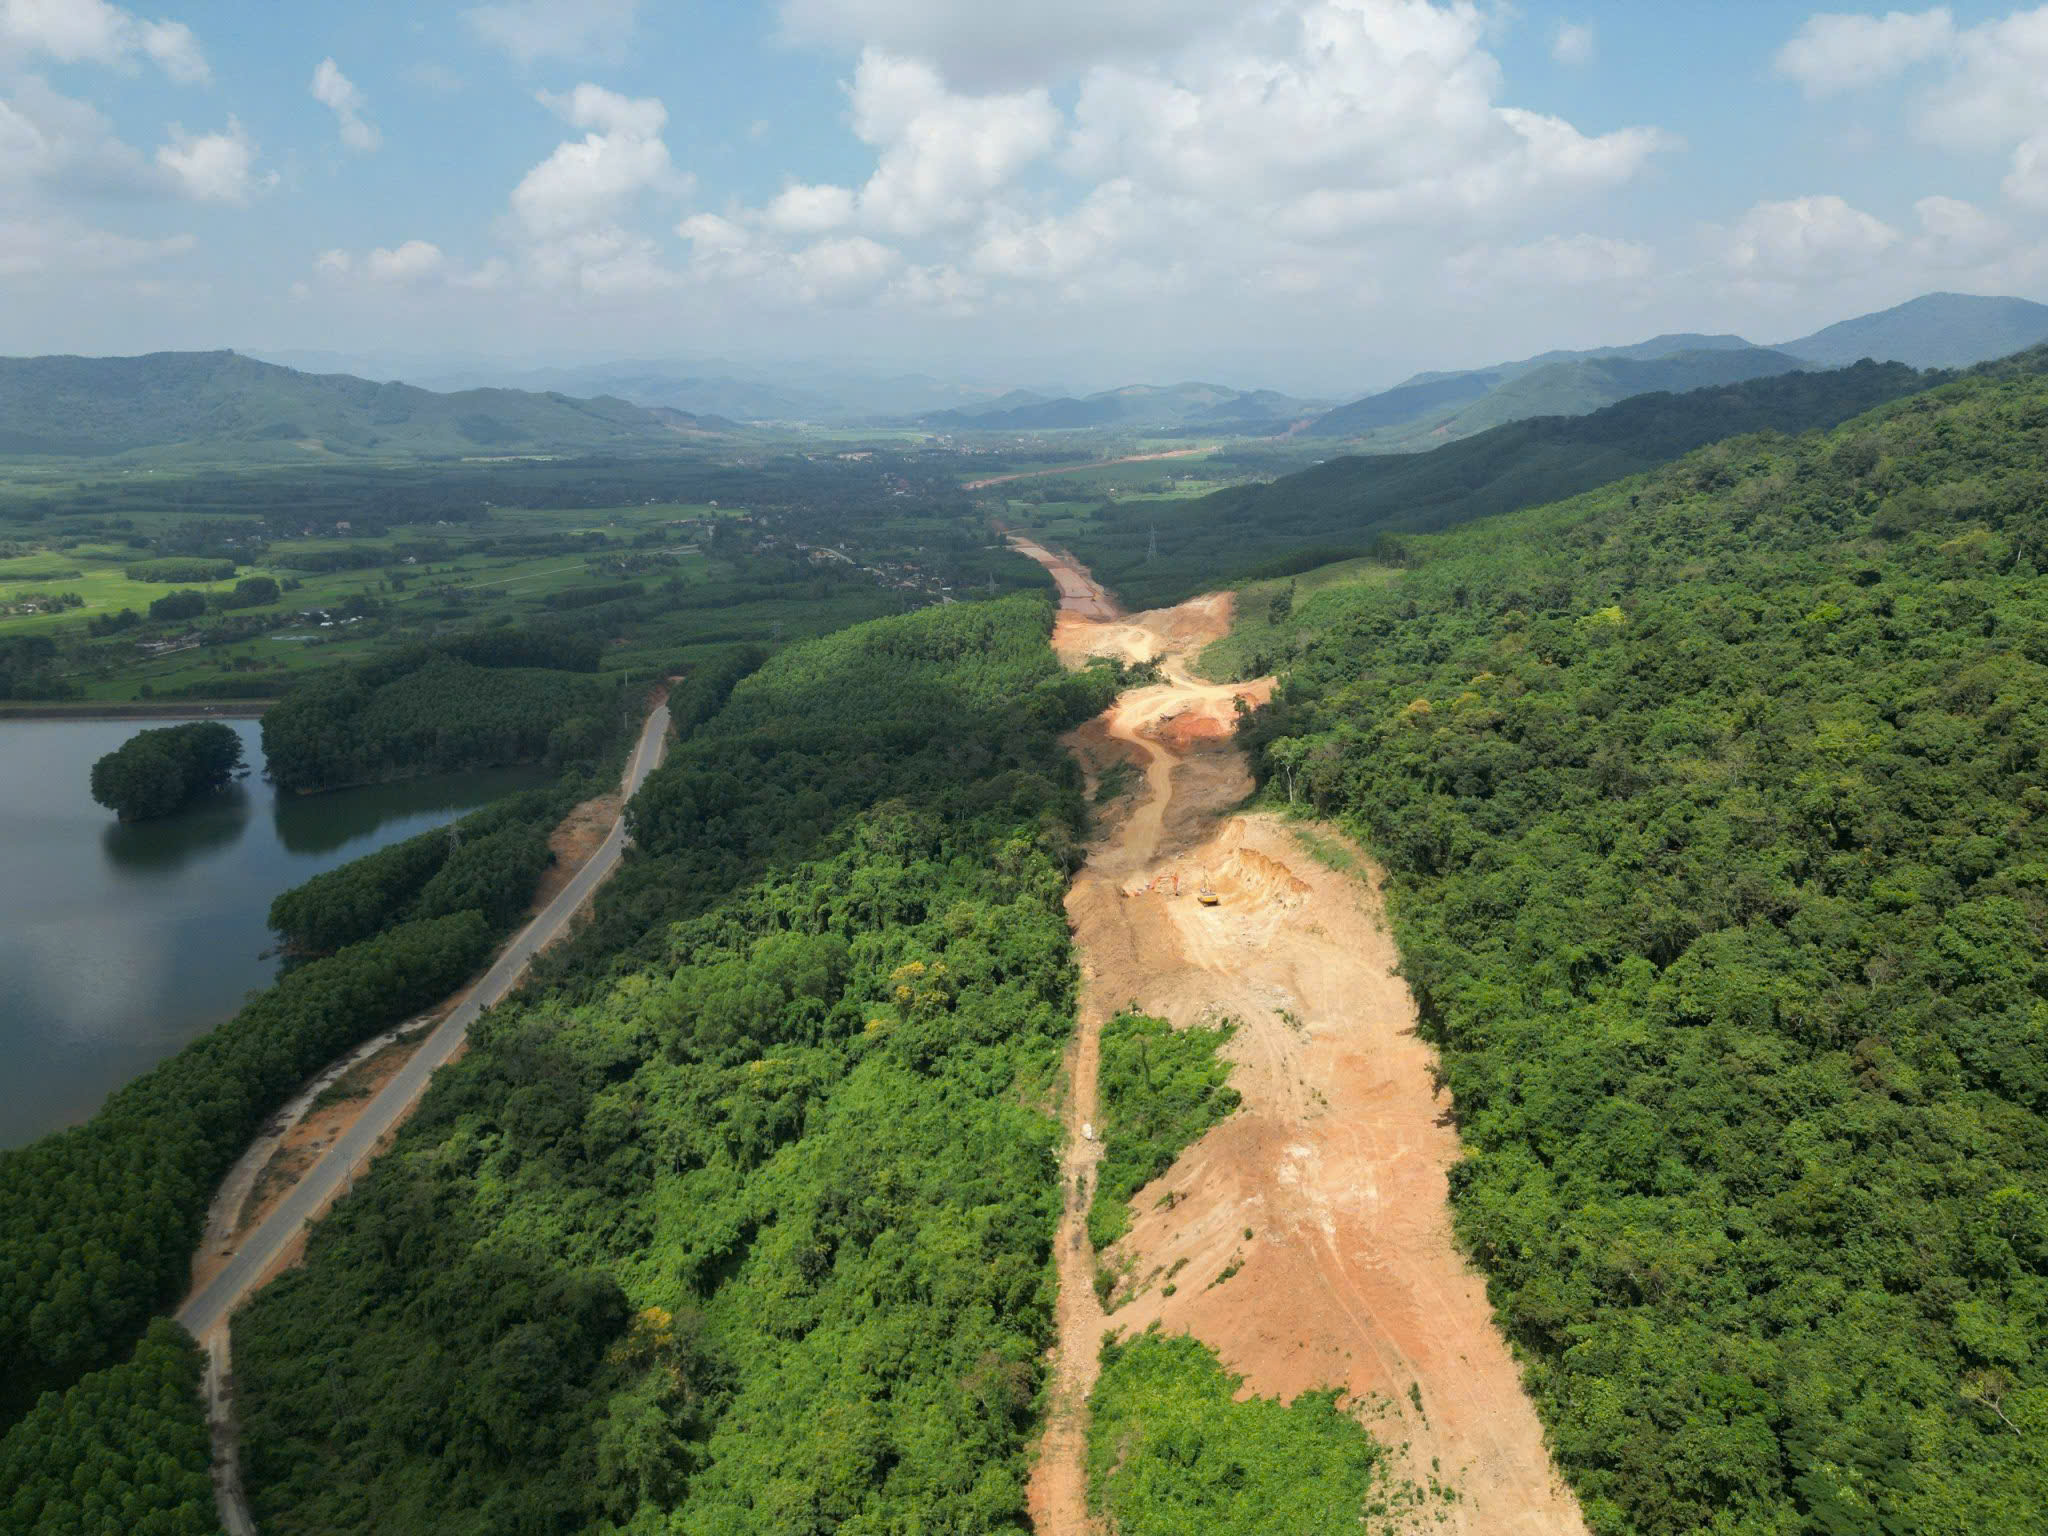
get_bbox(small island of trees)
[88,720,245,821]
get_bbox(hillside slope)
[1056,358,1931,609]
[0,351,681,461]
[1781,291,2048,368]
[1430,346,1814,438]
[1237,349,2048,1536]
[1310,332,1760,438]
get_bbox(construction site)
[1010,537,1588,1536]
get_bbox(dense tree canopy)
[0,1319,215,1536]
[88,721,244,822]
[1240,358,2048,1534]
[261,649,622,793]
[233,597,1122,1532]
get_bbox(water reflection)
[0,718,548,1149]
[271,765,547,854]
[100,784,254,874]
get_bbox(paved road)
[176,702,671,1339]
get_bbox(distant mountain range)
[1774,292,2048,368]
[1305,293,2048,447]
[11,292,2045,464]
[0,351,698,461]
[1069,356,1959,611]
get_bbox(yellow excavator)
[1196,885,1219,907]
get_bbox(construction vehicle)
[1197,887,1219,907]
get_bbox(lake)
[0,717,545,1149]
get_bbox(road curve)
[176,700,672,1339]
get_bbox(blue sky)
[4,1,2046,392]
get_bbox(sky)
[4,0,2048,393]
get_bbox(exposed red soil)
[1010,538,1588,1536]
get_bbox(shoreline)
[0,701,275,721]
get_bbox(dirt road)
[1011,540,1585,1535]
[963,446,1212,492]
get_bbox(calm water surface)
[0,719,544,1149]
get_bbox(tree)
[88,722,243,821]
[146,590,208,623]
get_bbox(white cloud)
[136,17,204,84]
[676,0,1666,321]
[0,0,209,83]
[1069,2,1666,240]
[971,179,1138,282]
[1774,8,1954,96]
[314,248,352,276]
[1912,5,2048,151]
[529,225,678,296]
[466,0,639,64]
[312,58,380,152]
[0,77,156,195]
[1550,21,1595,67]
[790,233,899,300]
[2005,135,2048,208]
[849,49,1061,236]
[1910,192,2007,261]
[1449,232,1652,290]
[1720,194,1898,284]
[766,181,858,234]
[365,240,444,282]
[510,85,683,236]
[155,117,273,204]
[778,0,1244,90]
[454,256,511,290]
[678,214,904,307]
[0,213,192,278]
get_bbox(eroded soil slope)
[1014,537,1586,1536]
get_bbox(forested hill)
[225,598,1128,1532]
[1237,352,2048,1533]
[1064,358,1932,610]
[1779,291,2048,369]
[0,351,685,461]
[1308,344,1808,441]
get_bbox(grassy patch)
[1092,757,1138,804]
[1196,559,1400,682]
[1088,1330,1403,1536]
[1087,1012,1239,1250]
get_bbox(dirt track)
[963,447,1212,492]
[1013,539,1586,1536]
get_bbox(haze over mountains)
[4,292,2044,464]
[1301,292,2048,446]
[0,351,691,462]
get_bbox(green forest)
[260,647,626,793]
[88,721,244,821]
[1240,352,2048,1533]
[229,597,1117,1532]
[1038,360,1933,611]
[12,328,2048,1536]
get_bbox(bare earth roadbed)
[1012,538,1586,1536]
